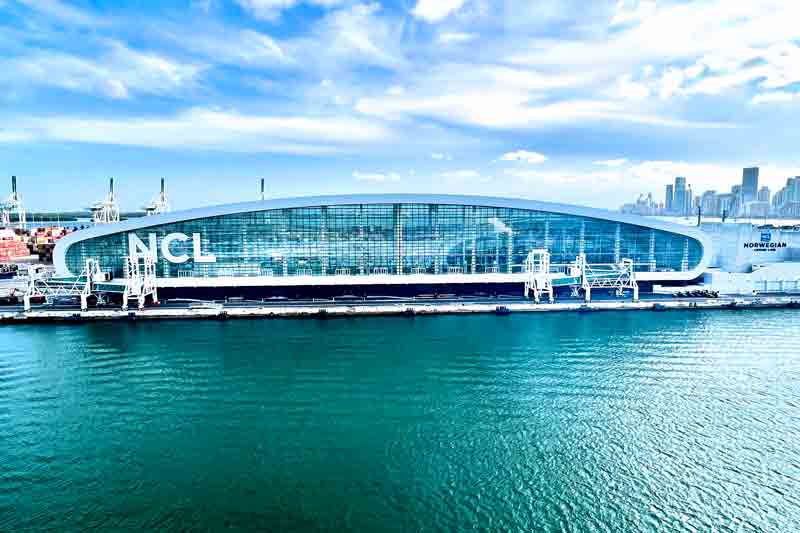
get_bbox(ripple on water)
[0,311,799,530]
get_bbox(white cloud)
[506,0,800,117]
[499,150,547,164]
[297,2,405,70]
[441,169,479,179]
[440,169,490,184]
[751,91,800,105]
[503,168,602,186]
[353,171,400,182]
[411,0,466,22]
[7,108,392,154]
[0,130,33,143]
[490,160,800,209]
[0,41,204,99]
[431,152,452,160]
[354,60,731,130]
[629,43,800,100]
[610,0,656,27]
[614,74,650,101]
[622,161,800,198]
[594,158,628,167]
[437,32,477,45]
[18,0,108,26]
[174,29,291,67]
[236,0,347,21]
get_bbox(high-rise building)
[717,193,735,219]
[742,167,759,203]
[674,177,687,215]
[772,177,800,217]
[757,186,770,203]
[700,190,717,216]
[731,184,742,216]
[665,184,674,212]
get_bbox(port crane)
[144,178,170,216]
[1,176,26,229]
[89,178,120,224]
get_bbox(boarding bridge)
[524,251,638,303]
[523,249,555,303]
[24,254,158,311]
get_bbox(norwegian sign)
[128,233,216,263]
[743,232,787,252]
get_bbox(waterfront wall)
[701,222,800,272]
[3,296,798,323]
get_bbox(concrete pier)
[2,296,798,323]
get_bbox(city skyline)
[2,0,800,211]
[622,165,800,218]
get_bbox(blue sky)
[1,0,799,211]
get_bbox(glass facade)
[64,203,704,279]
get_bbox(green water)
[1,311,799,531]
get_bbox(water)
[1,311,799,531]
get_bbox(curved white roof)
[54,193,713,280]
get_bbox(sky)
[1,0,800,212]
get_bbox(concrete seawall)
[2,296,799,323]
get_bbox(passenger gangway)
[524,251,638,303]
[24,253,158,311]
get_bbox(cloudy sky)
[1,0,799,211]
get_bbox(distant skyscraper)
[742,167,759,203]
[772,177,800,216]
[665,184,674,212]
[757,186,770,203]
[674,177,687,215]
[701,190,717,216]
[731,184,742,216]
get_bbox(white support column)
[282,209,289,276]
[507,232,513,273]
[432,205,440,275]
[576,253,591,302]
[320,206,328,276]
[544,219,551,250]
[359,205,366,275]
[471,238,477,274]
[524,249,553,303]
[681,239,689,272]
[469,206,476,274]
[394,204,403,275]
[494,237,499,272]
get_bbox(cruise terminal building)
[54,194,712,300]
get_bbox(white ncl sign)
[128,232,216,264]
